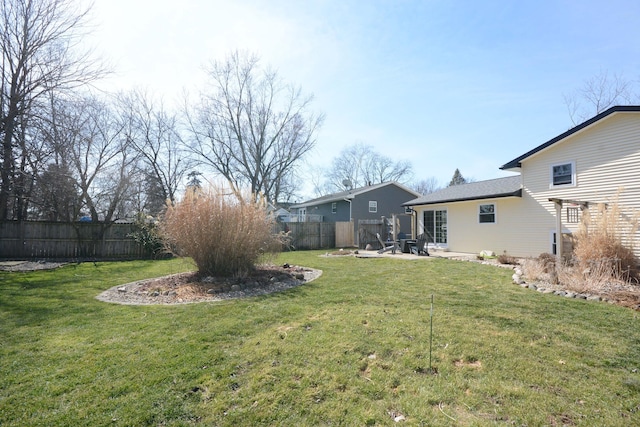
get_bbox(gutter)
[403,189,522,207]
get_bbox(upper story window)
[478,203,496,223]
[331,202,337,214]
[550,161,576,188]
[369,201,377,213]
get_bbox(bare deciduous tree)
[0,0,104,219]
[563,70,638,125]
[119,90,193,215]
[325,142,413,192]
[186,51,324,202]
[47,95,139,223]
[412,177,441,195]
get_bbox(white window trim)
[369,200,377,213]
[420,208,448,247]
[549,161,576,189]
[478,203,496,224]
[331,202,337,214]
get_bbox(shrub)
[497,253,518,265]
[537,252,556,272]
[128,214,167,258]
[520,257,547,282]
[573,196,639,281]
[161,186,280,276]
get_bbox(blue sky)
[88,0,640,196]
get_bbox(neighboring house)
[267,203,295,222]
[404,105,640,258]
[290,182,421,244]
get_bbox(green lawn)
[1,252,639,426]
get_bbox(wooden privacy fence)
[357,219,385,249]
[0,221,146,260]
[1,220,341,260]
[335,221,355,247]
[273,222,336,250]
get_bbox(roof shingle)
[404,175,522,206]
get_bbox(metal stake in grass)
[429,294,434,374]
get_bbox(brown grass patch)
[453,359,482,369]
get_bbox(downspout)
[411,208,416,239]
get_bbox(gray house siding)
[351,186,414,236]
[290,182,420,245]
[306,199,351,223]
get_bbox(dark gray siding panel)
[351,185,416,236]
[310,199,351,223]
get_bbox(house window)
[369,201,377,213]
[566,207,580,223]
[479,203,496,223]
[550,161,576,187]
[331,202,337,214]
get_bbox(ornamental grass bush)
[161,186,280,277]
[521,195,640,292]
[573,196,639,282]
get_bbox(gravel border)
[96,266,322,305]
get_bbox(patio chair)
[376,233,398,254]
[411,233,429,256]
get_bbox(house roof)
[291,181,420,209]
[500,105,640,170]
[403,175,522,206]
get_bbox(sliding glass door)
[423,210,447,245]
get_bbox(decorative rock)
[512,273,629,308]
[480,250,495,257]
[117,287,127,293]
[206,289,217,294]
[168,291,177,296]
[514,268,523,276]
[230,284,242,292]
[365,243,374,250]
[150,291,160,297]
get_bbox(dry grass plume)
[161,185,280,277]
